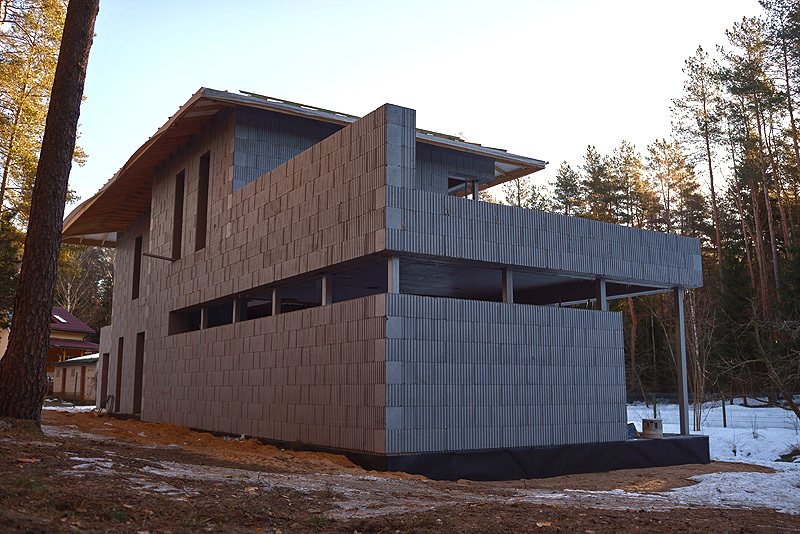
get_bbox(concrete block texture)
[147,295,388,453]
[384,294,627,454]
[385,187,703,289]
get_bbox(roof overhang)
[63,88,546,247]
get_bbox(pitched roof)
[50,307,95,335]
[49,338,100,352]
[62,88,546,247]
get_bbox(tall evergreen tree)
[580,145,619,223]
[0,0,99,424]
[673,46,725,264]
[0,209,21,329]
[549,162,582,216]
[0,0,66,221]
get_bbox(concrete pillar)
[272,288,281,315]
[472,180,479,202]
[322,273,333,305]
[200,306,209,329]
[233,298,244,323]
[595,278,608,311]
[674,287,690,435]
[388,256,400,294]
[502,267,514,304]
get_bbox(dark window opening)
[100,352,109,403]
[169,308,201,335]
[114,338,123,412]
[133,332,145,415]
[172,170,185,260]
[132,235,142,300]
[195,152,210,252]
[241,291,273,321]
[279,279,322,313]
[206,301,234,328]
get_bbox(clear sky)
[67,0,763,213]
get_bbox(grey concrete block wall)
[415,143,494,194]
[384,294,627,454]
[385,187,703,289]
[233,107,344,192]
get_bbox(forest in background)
[0,0,110,340]
[488,0,800,426]
[1,2,799,424]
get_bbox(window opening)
[133,332,145,415]
[206,301,234,328]
[196,152,210,251]
[114,338,123,412]
[132,235,142,300]
[172,170,185,260]
[241,291,273,321]
[168,308,201,335]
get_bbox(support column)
[200,306,209,329]
[502,267,514,304]
[595,278,608,311]
[233,298,244,323]
[472,180,479,202]
[322,274,333,305]
[388,255,400,294]
[272,288,281,315]
[674,287,690,435]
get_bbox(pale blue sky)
[68,0,762,212]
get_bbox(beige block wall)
[146,104,388,324]
[100,104,393,451]
[147,294,387,453]
[105,212,151,414]
[53,364,97,401]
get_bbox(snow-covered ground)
[628,401,800,514]
[627,400,800,463]
[39,400,800,514]
[42,400,95,412]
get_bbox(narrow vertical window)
[114,337,124,413]
[133,332,145,415]
[172,170,185,260]
[100,352,109,403]
[132,235,142,300]
[195,152,210,251]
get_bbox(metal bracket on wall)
[143,252,177,262]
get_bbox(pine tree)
[0,0,99,424]
[673,46,725,264]
[501,176,550,211]
[646,139,698,234]
[580,145,619,223]
[0,209,21,329]
[0,0,66,224]
[550,162,582,216]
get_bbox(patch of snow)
[628,401,800,514]
[41,405,96,412]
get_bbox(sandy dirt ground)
[0,409,796,533]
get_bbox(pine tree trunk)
[0,0,99,424]
[764,113,791,254]
[754,103,781,306]
[762,182,781,304]
[781,36,800,236]
[702,98,722,266]
[733,187,757,291]
[749,176,770,316]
